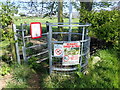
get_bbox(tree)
[58,1,63,32]
[0,1,18,27]
[80,0,93,11]
[0,1,18,61]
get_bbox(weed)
[0,61,11,76]
[11,64,35,82]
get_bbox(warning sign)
[54,44,63,57]
[62,41,80,66]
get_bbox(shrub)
[0,61,11,76]
[79,9,120,48]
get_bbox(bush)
[0,61,11,76]
[79,9,120,48]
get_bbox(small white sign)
[30,22,42,39]
[54,44,63,57]
[62,41,80,66]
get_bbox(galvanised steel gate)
[13,22,91,74]
[48,23,91,74]
[12,23,49,64]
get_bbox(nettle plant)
[79,9,119,47]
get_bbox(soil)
[28,73,40,88]
[0,74,12,89]
[0,73,40,89]
[0,36,109,89]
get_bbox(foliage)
[0,1,18,27]
[11,64,35,82]
[28,57,41,71]
[5,63,37,88]
[79,9,120,47]
[6,81,28,88]
[41,49,119,88]
[0,61,11,76]
[0,1,18,61]
[0,26,15,56]
[75,64,84,78]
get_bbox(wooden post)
[9,24,17,62]
[12,24,21,64]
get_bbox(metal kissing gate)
[13,22,91,74]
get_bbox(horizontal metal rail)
[27,50,48,59]
[22,22,90,26]
[26,43,47,49]
[24,33,48,38]
[52,67,77,71]
[51,39,90,43]
[51,24,91,27]
[22,23,47,26]
[52,50,89,58]
[52,32,82,35]
[24,35,31,38]
[36,57,48,63]
[50,22,82,24]
[16,29,26,32]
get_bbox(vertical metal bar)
[21,23,27,62]
[22,46,27,62]
[80,27,85,66]
[68,0,72,41]
[46,21,49,33]
[12,24,21,64]
[21,23,26,47]
[88,36,91,59]
[48,24,53,74]
[86,28,90,59]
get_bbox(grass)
[2,48,119,88]
[13,16,80,35]
[42,48,119,88]
[1,16,119,88]
[5,64,37,88]
[14,16,79,26]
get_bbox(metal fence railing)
[12,22,91,74]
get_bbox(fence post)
[12,24,21,64]
[46,21,49,33]
[21,23,27,63]
[48,24,52,74]
[80,27,85,66]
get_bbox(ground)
[0,74,12,89]
[0,73,40,89]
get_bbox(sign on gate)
[30,22,42,39]
[54,44,63,57]
[62,41,80,66]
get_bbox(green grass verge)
[4,48,119,88]
[14,17,79,26]
[39,48,119,88]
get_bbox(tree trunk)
[58,1,63,40]
[80,1,93,11]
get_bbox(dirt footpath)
[0,74,12,89]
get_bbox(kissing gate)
[12,22,91,74]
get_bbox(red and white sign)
[54,44,63,57]
[30,22,42,39]
[62,41,80,66]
